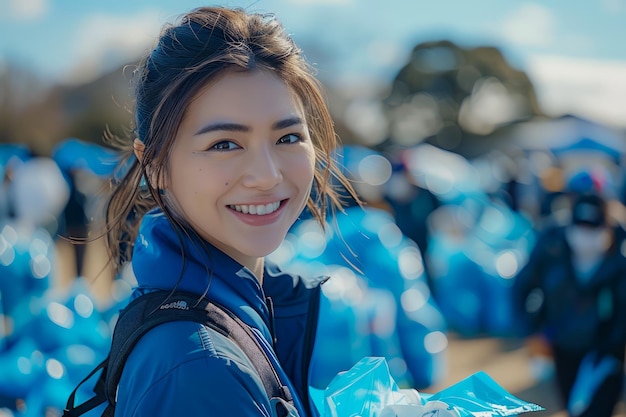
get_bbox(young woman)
[104,6,358,416]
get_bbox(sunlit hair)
[105,6,359,275]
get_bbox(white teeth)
[229,201,281,216]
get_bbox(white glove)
[379,400,460,417]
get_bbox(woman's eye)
[277,133,302,145]
[210,140,240,151]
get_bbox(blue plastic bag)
[426,370,544,416]
[323,357,419,417]
[320,357,543,417]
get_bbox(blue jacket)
[114,209,324,416]
[513,224,626,354]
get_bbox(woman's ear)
[133,138,168,190]
[133,138,145,163]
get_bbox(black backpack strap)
[63,359,107,416]
[202,295,294,409]
[103,291,211,404]
[106,291,294,410]
[64,290,294,416]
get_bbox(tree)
[380,40,543,158]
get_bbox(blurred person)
[57,167,90,279]
[5,156,70,251]
[0,143,33,221]
[535,165,568,230]
[69,6,360,417]
[382,155,441,293]
[0,160,14,221]
[384,160,440,259]
[538,165,616,231]
[513,191,626,417]
[52,138,120,282]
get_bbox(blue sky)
[1,0,626,127]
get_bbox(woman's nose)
[242,148,283,190]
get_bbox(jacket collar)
[131,209,272,339]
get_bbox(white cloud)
[497,3,556,47]
[526,55,626,128]
[62,9,166,85]
[1,0,48,20]
[602,0,625,13]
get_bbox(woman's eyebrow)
[194,116,304,136]
[272,116,303,130]
[194,122,248,136]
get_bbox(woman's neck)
[249,258,264,285]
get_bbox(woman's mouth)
[228,201,282,215]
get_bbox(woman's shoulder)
[126,319,254,370]
[116,320,270,415]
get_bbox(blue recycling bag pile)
[0,223,133,416]
[0,141,542,415]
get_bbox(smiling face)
[165,69,315,272]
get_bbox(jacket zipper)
[265,296,278,346]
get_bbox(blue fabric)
[114,209,320,416]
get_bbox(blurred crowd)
[1,115,626,416]
[0,138,131,416]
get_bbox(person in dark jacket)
[101,6,359,416]
[513,192,626,417]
